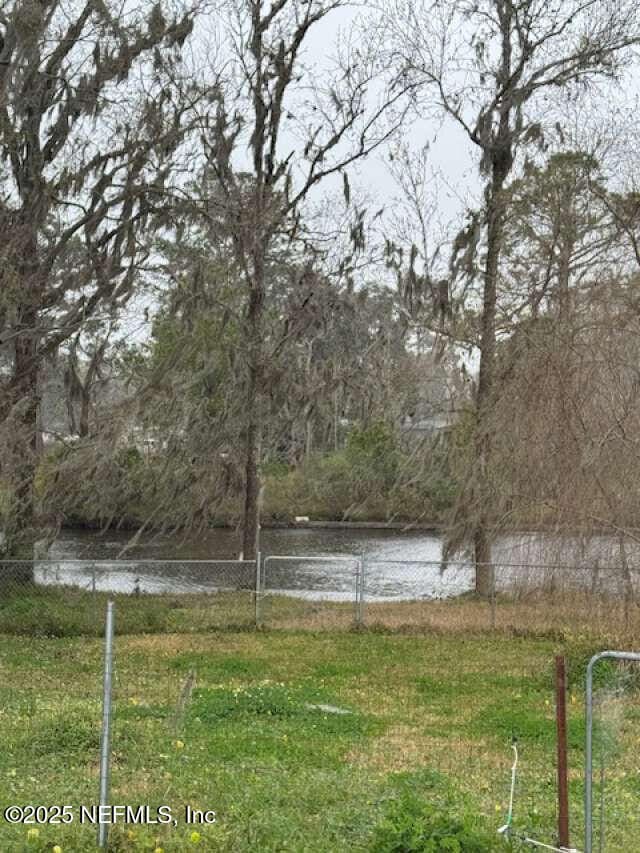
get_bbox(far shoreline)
[60,519,445,535]
[261,520,444,532]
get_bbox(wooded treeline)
[2,0,640,580]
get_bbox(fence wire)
[0,558,258,636]
[1,556,640,638]
[585,654,640,853]
[103,611,590,852]
[259,554,362,630]
[258,556,640,639]
[3,556,640,850]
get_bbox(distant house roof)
[401,412,453,434]
[400,351,461,435]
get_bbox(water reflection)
[39,527,638,601]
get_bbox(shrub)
[371,792,492,853]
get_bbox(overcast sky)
[122,0,640,344]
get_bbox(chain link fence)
[585,652,640,853]
[257,555,640,639]
[3,554,640,850]
[2,599,609,852]
[0,559,255,851]
[0,558,258,636]
[257,555,363,629]
[1,555,639,638]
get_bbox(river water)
[37,526,637,602]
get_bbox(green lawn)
[0,626,638,851]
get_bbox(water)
[41,526,637,601]
[47,526,463,600]
[49,525,444,562]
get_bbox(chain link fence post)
[585,650,640,853]
[489,563,496,629]
[555,655,570,849]
[255,551,263,629]
[359,552,366,626]
[98,600,115,849]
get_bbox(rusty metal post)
[555,655,570,850]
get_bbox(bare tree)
[390,0,640,592]
[195,0,410,559]
[64,316,117,439]
[0,0,198,551]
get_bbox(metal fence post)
[555,655,570,849]
[489,564,496,629]
[585,650,640,853]
[98,600,115,849]
[255,551,263,629]
[358,552,366,626]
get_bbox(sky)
[121,0,640,345]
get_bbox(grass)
[1,627,640,852]
[4,582,640,646]
[1,585,640,850]
[0,584,257,637]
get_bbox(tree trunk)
[5,216,42,555]
[473,159,509,595]
[304,400,314,460]
[304,343,314,459]
[2,180,47,560]
[240,272,265,562]
[79,386,90,438]
[618,532,633,628]
[2,317,41,564]
[241,402,261,561]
